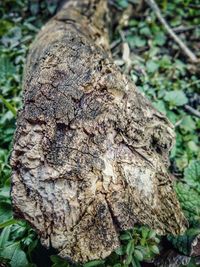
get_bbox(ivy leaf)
[140,26,151,37]
[116,0,128,8]
[164,91,188,107]
[184,160,200,192]
[153,100,167,115]
[168,228,200,256]
[146,60,159,73]
[154,32,166,46]
[127,35,146,48]
[166,110,178,125]
[180,116,196,132]
[134,36,146,48]
[175,182,200,220]
[175,160,200,224]
[154,249,191,267]
[188,141,199,153]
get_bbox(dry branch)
[146,0,199,63]
[11,0,187,264]
[184,104,200,118]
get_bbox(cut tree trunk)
[10,0,187,264]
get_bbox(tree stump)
[10,0,187,263]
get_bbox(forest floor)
[0,0,199,266]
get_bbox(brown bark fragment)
[10,0,187,263]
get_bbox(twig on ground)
[184,105,200,118]
[173,25,198,34]
[110,38,121,50]
[145,0,199,63]
[175,118,183,128]
[188,4,200,8]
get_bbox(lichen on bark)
[10,0,187,263]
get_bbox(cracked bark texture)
[10,0,187,263]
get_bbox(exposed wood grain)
[11,0,187,263]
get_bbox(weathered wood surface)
[10,0,187,263]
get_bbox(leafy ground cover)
[0,0,199,266]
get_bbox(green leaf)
[126,240,134,255]
[154,32,166,46]
[134,37,146,48]
[146,60,159,73]
[141,227,149,239]
[131,257,141,267]
[127,35,146,48]
[0,226,11,248]
[175,182,200,220]
[0,242,28,267]
[116,0,128,8]
[0,218,18,229]
[0,185,10,201]
[134,249,143,261]
[168,228,200,256]
[166,110,178,124]
[187,141,199,153]
[150,245,159,254]
[153,100,167,115]
[120,233,131,240]
[140,26,151,37]
[180,116,196,132]
[83,260,105,267]
[176,160,200,223]
[184,160,200,191]
[0,56,16,81]
[115,246,124,256]
[0,202,12,223]
[148,229,156,239]
[134,246,147,255]
[125,253,132,265]
[0,95,17,117]
[50,255,69,267]
[47,3,57,14]
[0,20,13,35]
[154,237,160,243]
[164,91,188,107]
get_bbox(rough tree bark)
[10,0,187,264]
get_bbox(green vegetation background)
[0,0,199,266]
